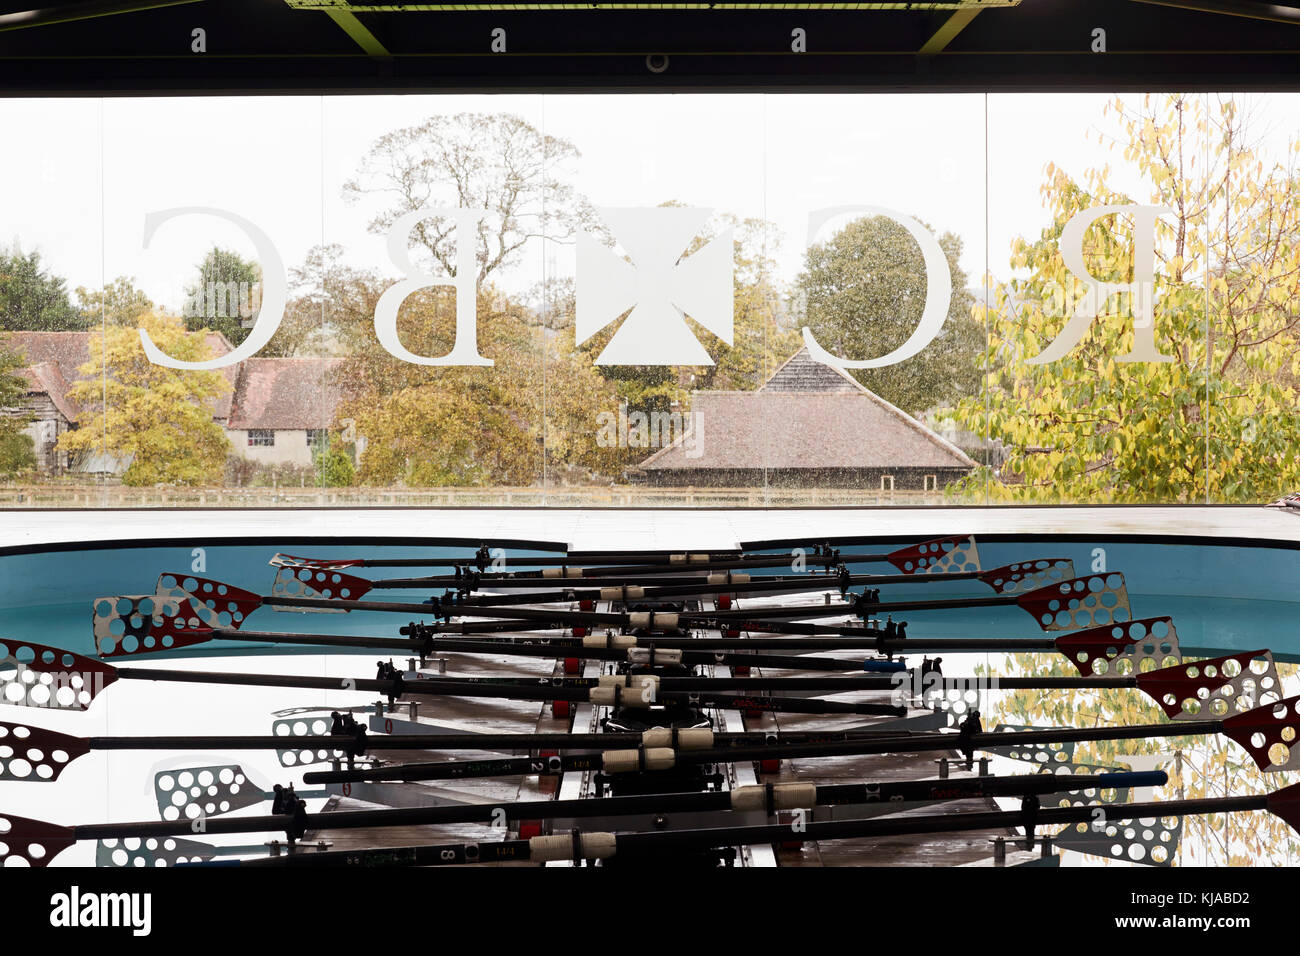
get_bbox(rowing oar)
[89,585,1183,681]
[328,644,1275,719]
[406,614,1183,676]
[129,570,1135,638]
[0,640,903,718]
[264,558,1075,612]
[302,692,1300,786]
[92,582,937,658]
[61,623,1238,721]
[0,719,934,783]
[269,534,982,578]
[92,618,912,674]
[0,770,1163,867]
[225,781,1300,868]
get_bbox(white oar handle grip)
[730,783,818,811]
[583,634,636,650]
[600,586,645,601]
[542,567,585,578]
[601,747,676,773]
[707,572,751,585]
[585,634,634,650]
[641,727,713,750]
[529,832,617,861]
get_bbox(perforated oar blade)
[1223,696,1300,772]
[273,714,353,767]
[978,559,1075,595]
[157,573,263,627]
[1136,649,1281,721]
[97,836,219,868]
[270,553,364,571]
[155,765,263,821]
[92,592,216,657]
[1056,617,1182,677]
[884,535,981,575]
[0,640,116,711]
[0,812,75,866]
[0,721,89,782]
[984,725,1077,767]
[1053,812,1182,866]
[1016,573,1131,632]
[270,566,371,612]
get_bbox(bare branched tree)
[344,112,598,285]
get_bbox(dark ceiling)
[1,0,1300,93]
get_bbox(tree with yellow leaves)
[58,313,231,486]
[957,94,1300,503]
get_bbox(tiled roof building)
[636,347,976,492]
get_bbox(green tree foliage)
[76,277,154,327]
[333,112,637,486]
[183,246,261,346]
[336,284,626,487]
[956,94,1300,503]
[314,439,356,488]
[0,246,89,332]
[795,215,982,415]
[0,340,36,476]
[59,313,231,486]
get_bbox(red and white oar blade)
[885,535,981,575]
[156,765,263,821]
[0,812,75,867]
[1222,695,1300,772]
[270,553,365,571]
[98,836,220,868]
[92,593,216,658]
[1266,781,1300,836]
[156,574,262,628]
[269,566,372,612]
[0,640,116,711]
[1056,617,1182,677]
[1137,649,1281,721]
[1016,573,1132,632]
[0,721,90,782]
[979,559,1075,595]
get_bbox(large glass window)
[2,92,1296,507]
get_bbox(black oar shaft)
[267,594,1009,625]
[81,772,1149,843]
[680,720,1225,765]
[390,570,975,598]
[234,791,1261,868]
[113,666,901,714]
[611,794,1268,858]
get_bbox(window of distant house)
[248,430,275,447]
[924,475,938,492]
[881,475,895,492]
[307,429,328,450]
